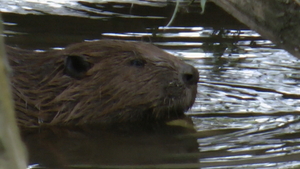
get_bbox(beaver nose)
[181,64,199,86]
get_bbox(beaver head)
[9,40,199,127]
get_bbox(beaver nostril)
[182,73,196,85]
[181,65,199,86]
[183,73,193,82]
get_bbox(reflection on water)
[2,1,300,168]
[21,120,200,168]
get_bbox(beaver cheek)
[164,81,184,98]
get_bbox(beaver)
[7,40,199,127]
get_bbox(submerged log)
[210,0,300,58]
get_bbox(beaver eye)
[129,59,145,67]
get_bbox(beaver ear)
[64,55,92,79]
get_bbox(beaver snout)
[180,64,199,86]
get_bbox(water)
[2,1,300,168]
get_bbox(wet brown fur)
[7,40,199,127]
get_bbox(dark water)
[2,1,300,168]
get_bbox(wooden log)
[210,0,300,58]
[0,14,27,169]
